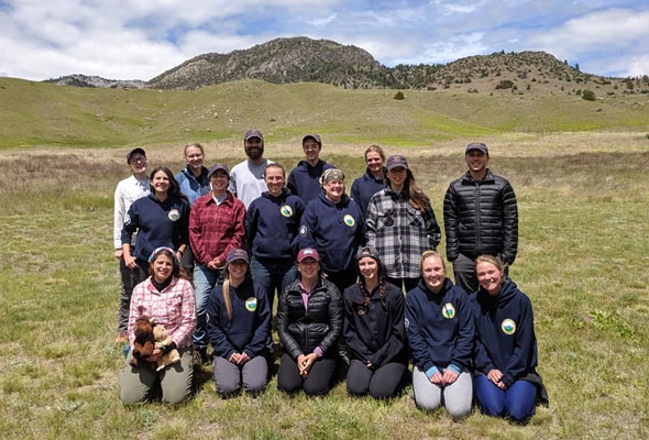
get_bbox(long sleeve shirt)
[405,278,474,373]
[128,276,196,350]
[189,192,246,266]
[113,175,149,249]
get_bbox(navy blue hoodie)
[246,189,305,262]
[405,278,474,373]
[121,193,190,264]
[298,193,365,274]
[350,168,385,217]
[287,160,335,205]
[471,279,539,387]
[206,277,271,360]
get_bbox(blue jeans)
[192,264,222,349]
[474,374,537,422]
[249,257,297,311]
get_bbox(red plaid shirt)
[128,276,196,349]
[189,192,246,265]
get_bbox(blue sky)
[0,0,647,81]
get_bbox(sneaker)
[115,333,128,344]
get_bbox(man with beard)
[228,129,274,209]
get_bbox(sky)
[0,0,647,81]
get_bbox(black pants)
[277,353,338,396]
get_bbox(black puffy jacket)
[277,278,343,360]
[443,169,518,265]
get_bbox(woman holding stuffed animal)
[206,248,271,396]
[120,246,196,405]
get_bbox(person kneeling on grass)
[471,255,549,422]
[206,249,271,396]
[342,247,408,399]
[405,251,474,418]
[276,248,343,396]
[120,247,196,405]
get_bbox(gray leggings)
[412,366,473,418]
[214,355,268,396]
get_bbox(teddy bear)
[129,317,156,369]
[152,323,181,371]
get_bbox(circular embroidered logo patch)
[280,204,293,218]
[501,319,516,335]
[245,297,258,312]
[168,209,180,221]
[442,303,456,319]
[343,214,355,227]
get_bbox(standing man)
[190,164,246,363]
[287,134,335,204]
[113,147,150,343]
[443,142,518,293]
[229,129,273,209]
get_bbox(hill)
[44,36,649,98]
[2,76,648,150]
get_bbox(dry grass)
[1,133,648,439]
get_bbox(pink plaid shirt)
[128,276,196,349]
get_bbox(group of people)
[113,131,546,422]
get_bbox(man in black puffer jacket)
[443,142,518,293]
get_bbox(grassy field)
[0,130,648,439]
[0,80,648,439]
[1,77,648,151]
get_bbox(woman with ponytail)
[206,249,271,396]
[342,247,408,399]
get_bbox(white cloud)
[0,0,647,80]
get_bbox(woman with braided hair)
[342,247,408,399]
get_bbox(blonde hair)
[364,144,386,162]
[419,250,446,275]
[475,254,505,273]
[183,142,205,156]
[222,277,233,320]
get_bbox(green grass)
[1,135,649,439]
[1,78,648,150]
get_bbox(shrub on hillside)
[495,80,514,89]
[393,91,405,100]
[582,90,596,101]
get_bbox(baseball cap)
[356,246,381,263]
[244,129,264,141]
[208,163,229,178]
[226,248,249,265]
[297,248,320,263]
[302,134,322,146]
[465,142,489,155]
[126,147,146,164]
[386,155,409,171]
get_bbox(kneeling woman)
[472,255,548,422]
[343,247,408,399]
[277,248,343,396]
[405,251,474,417]
[120,247,196,404]
[206,249,271,396]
